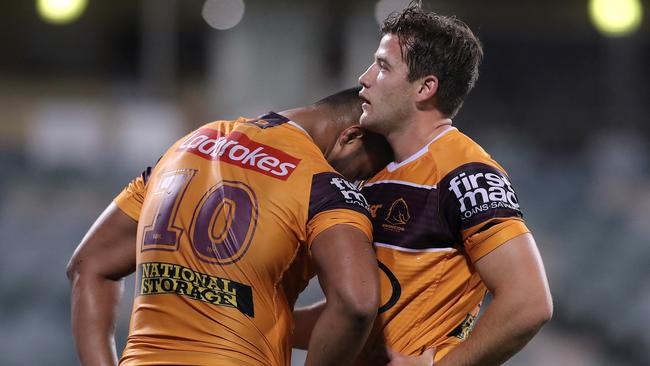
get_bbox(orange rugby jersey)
[114,112,372,366]
[358,126,529,363]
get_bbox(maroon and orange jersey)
[359,127,529,363]
[114,112,372,366]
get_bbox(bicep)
[68,202,138,280]
[310,224,377,299]
[474,233,550,297]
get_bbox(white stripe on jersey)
[363,180,436,190]
[386,126,457,172]
[374,242,456,253]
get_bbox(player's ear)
[415,74,438,102]
[339,125,365,145]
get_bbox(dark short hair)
[382,4,483,117]
[314,86,363,125]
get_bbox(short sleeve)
[306,172,373,248]
[113,166,153,221]
[306,209,373,248]
[462,218,530,262]
[438,162,527,262]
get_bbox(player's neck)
[278,107,335,156]
[387,112,453,163]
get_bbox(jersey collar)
[386,126,457,172]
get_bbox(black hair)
[314,86,363,125]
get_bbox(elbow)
[524,292,554,333]
[351,296,380,325]
[338,289,380,328]
[66,257,79,283]
[66,252,87,285]
[354,296,380,327]
[536,294,554,326]
[495,287,553,337]
[347,304,378,331]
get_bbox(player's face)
[329,129,393,181]
[358,34,416,135]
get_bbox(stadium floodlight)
[589,0,643,37]
[202,0,246,30]
[36,0,88,25]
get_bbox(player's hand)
[386,347,436,366]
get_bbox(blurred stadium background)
[1,0,649,365]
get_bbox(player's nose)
[358,64,373,88]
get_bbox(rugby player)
[66,87,393,366]
[293,5,553,366]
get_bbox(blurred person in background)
[293,5,553,366]
[66,87,394,366]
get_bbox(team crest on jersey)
[445,163,521,221]
[382,197,410,232]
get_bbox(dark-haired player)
[294,5,552,366]
[67,87,393,366]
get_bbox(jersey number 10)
[142,169,259,265]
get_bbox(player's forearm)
[304,299,376,366]
[292,300,326,350]
[70,272,124,366]
[436,291,552,366]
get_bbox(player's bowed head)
[280,87,393,182]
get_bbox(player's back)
[120,113,352,366]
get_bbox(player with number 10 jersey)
[115,113,373,366]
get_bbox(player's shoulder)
[174,117,247,145]
[247,121,333,176]
[202,117,248,133]
[429,127,507,179]
[432,128,523,222]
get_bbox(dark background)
[1,0,648,364]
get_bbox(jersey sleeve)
[305,172,373,247]
[113,166,153,221]
[438,162,529,263]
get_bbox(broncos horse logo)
[385,198,410,226]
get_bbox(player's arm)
[435,232,553,366]
[292,300,325,350]
[387,232,552,366]
[304,224,380,366]
[66,202,138,366]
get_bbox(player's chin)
[360,111,373,127]
[360,114,382,134]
